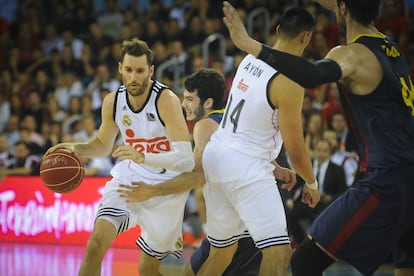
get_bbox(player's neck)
[346,21,379,44]
[273,40,302,56]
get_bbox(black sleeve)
[257,44,342,89]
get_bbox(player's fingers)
[118,184,131,189]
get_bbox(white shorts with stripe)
[202,141,290,249]
[97,160,189,259]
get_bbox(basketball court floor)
[0,242,394,276]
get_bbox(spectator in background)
[323,129,358,187]
[73,114,98,142]
[61,28,85,60]
[25,91,44,129]
[287,139,347,244]
[60,44,85,76]
[86,63,120,113]
[0,92,11,132]
[0,134,12,168]
[321,82,343,126]
[80,43,99,86]
[97,0,124,39]
[20,114,45,150]
[40,24,64,58]
[33,69,55,102]
[3,115,20,151]
[54,70,85,111]
[0,140,40,181]
[87,22,114,62]
[304,111,326,158]
[376,0,410,54]
[44,95,67,124]
[62,96,83,136]
[83,156,114,177]
[330,111,350,152]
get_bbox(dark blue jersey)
[338,34,414,171]
[206,109,224,124]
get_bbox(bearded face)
[119,54,153,97]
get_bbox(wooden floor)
[0,242,394,276]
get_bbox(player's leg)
[232,160,291,275]
[139,251,162,276]
[197,242,238,276]
[79,218,118,276]
[136,191,190,275]
[259,244,291,276]
[194,187,207,232]
[290,237,334,276]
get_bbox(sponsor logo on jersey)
[122,115,131,127]
[125,133,171,153]
[237,78,249,92]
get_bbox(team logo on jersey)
[146,113,155,121]
[122,115,131,127]
[237,78,249,92]
[175,237,183,250]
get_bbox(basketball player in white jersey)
[45,38,194,276]
[197,8,320,276]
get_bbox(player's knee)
[261,244,291,270]
[209,243,238,265]
[290,238,334,276]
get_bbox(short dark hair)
[184,68,225,109]
[278,8,316,39]
[336,0,381,26]
[120,38,153,65]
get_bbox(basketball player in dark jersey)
[223,0,414,275]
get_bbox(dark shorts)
[308,165,414,275]
[190,237,261,275]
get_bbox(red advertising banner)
[0,176,141,248]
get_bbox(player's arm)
[272,76,320,207]
[271,159,297,191]
[46,92,119,158]
[112,89,195,172]
[117,118,218,202]
[222,1,346,88]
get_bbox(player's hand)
[117,181,155,202]
[45,143,76,156]
[222,1,257,54]
[301,185,320,208]
[112,145,144,163]
[276,167,297,191]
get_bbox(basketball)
[40,149,85,193]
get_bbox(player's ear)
[118,62,122,74]
[299,31,312,46]
[275,24,281,36]
[339,1,347,16]
[204,98,214,110]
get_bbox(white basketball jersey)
[211,54,283,161]
[112,81,181,180]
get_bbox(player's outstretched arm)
[223,1,343,89]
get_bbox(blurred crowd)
[0,0,413,180]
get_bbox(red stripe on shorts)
[327,192,380,254]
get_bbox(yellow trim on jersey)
[207,109,225,116]
[351,32,385,43]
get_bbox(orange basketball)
[40,149,85,193]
